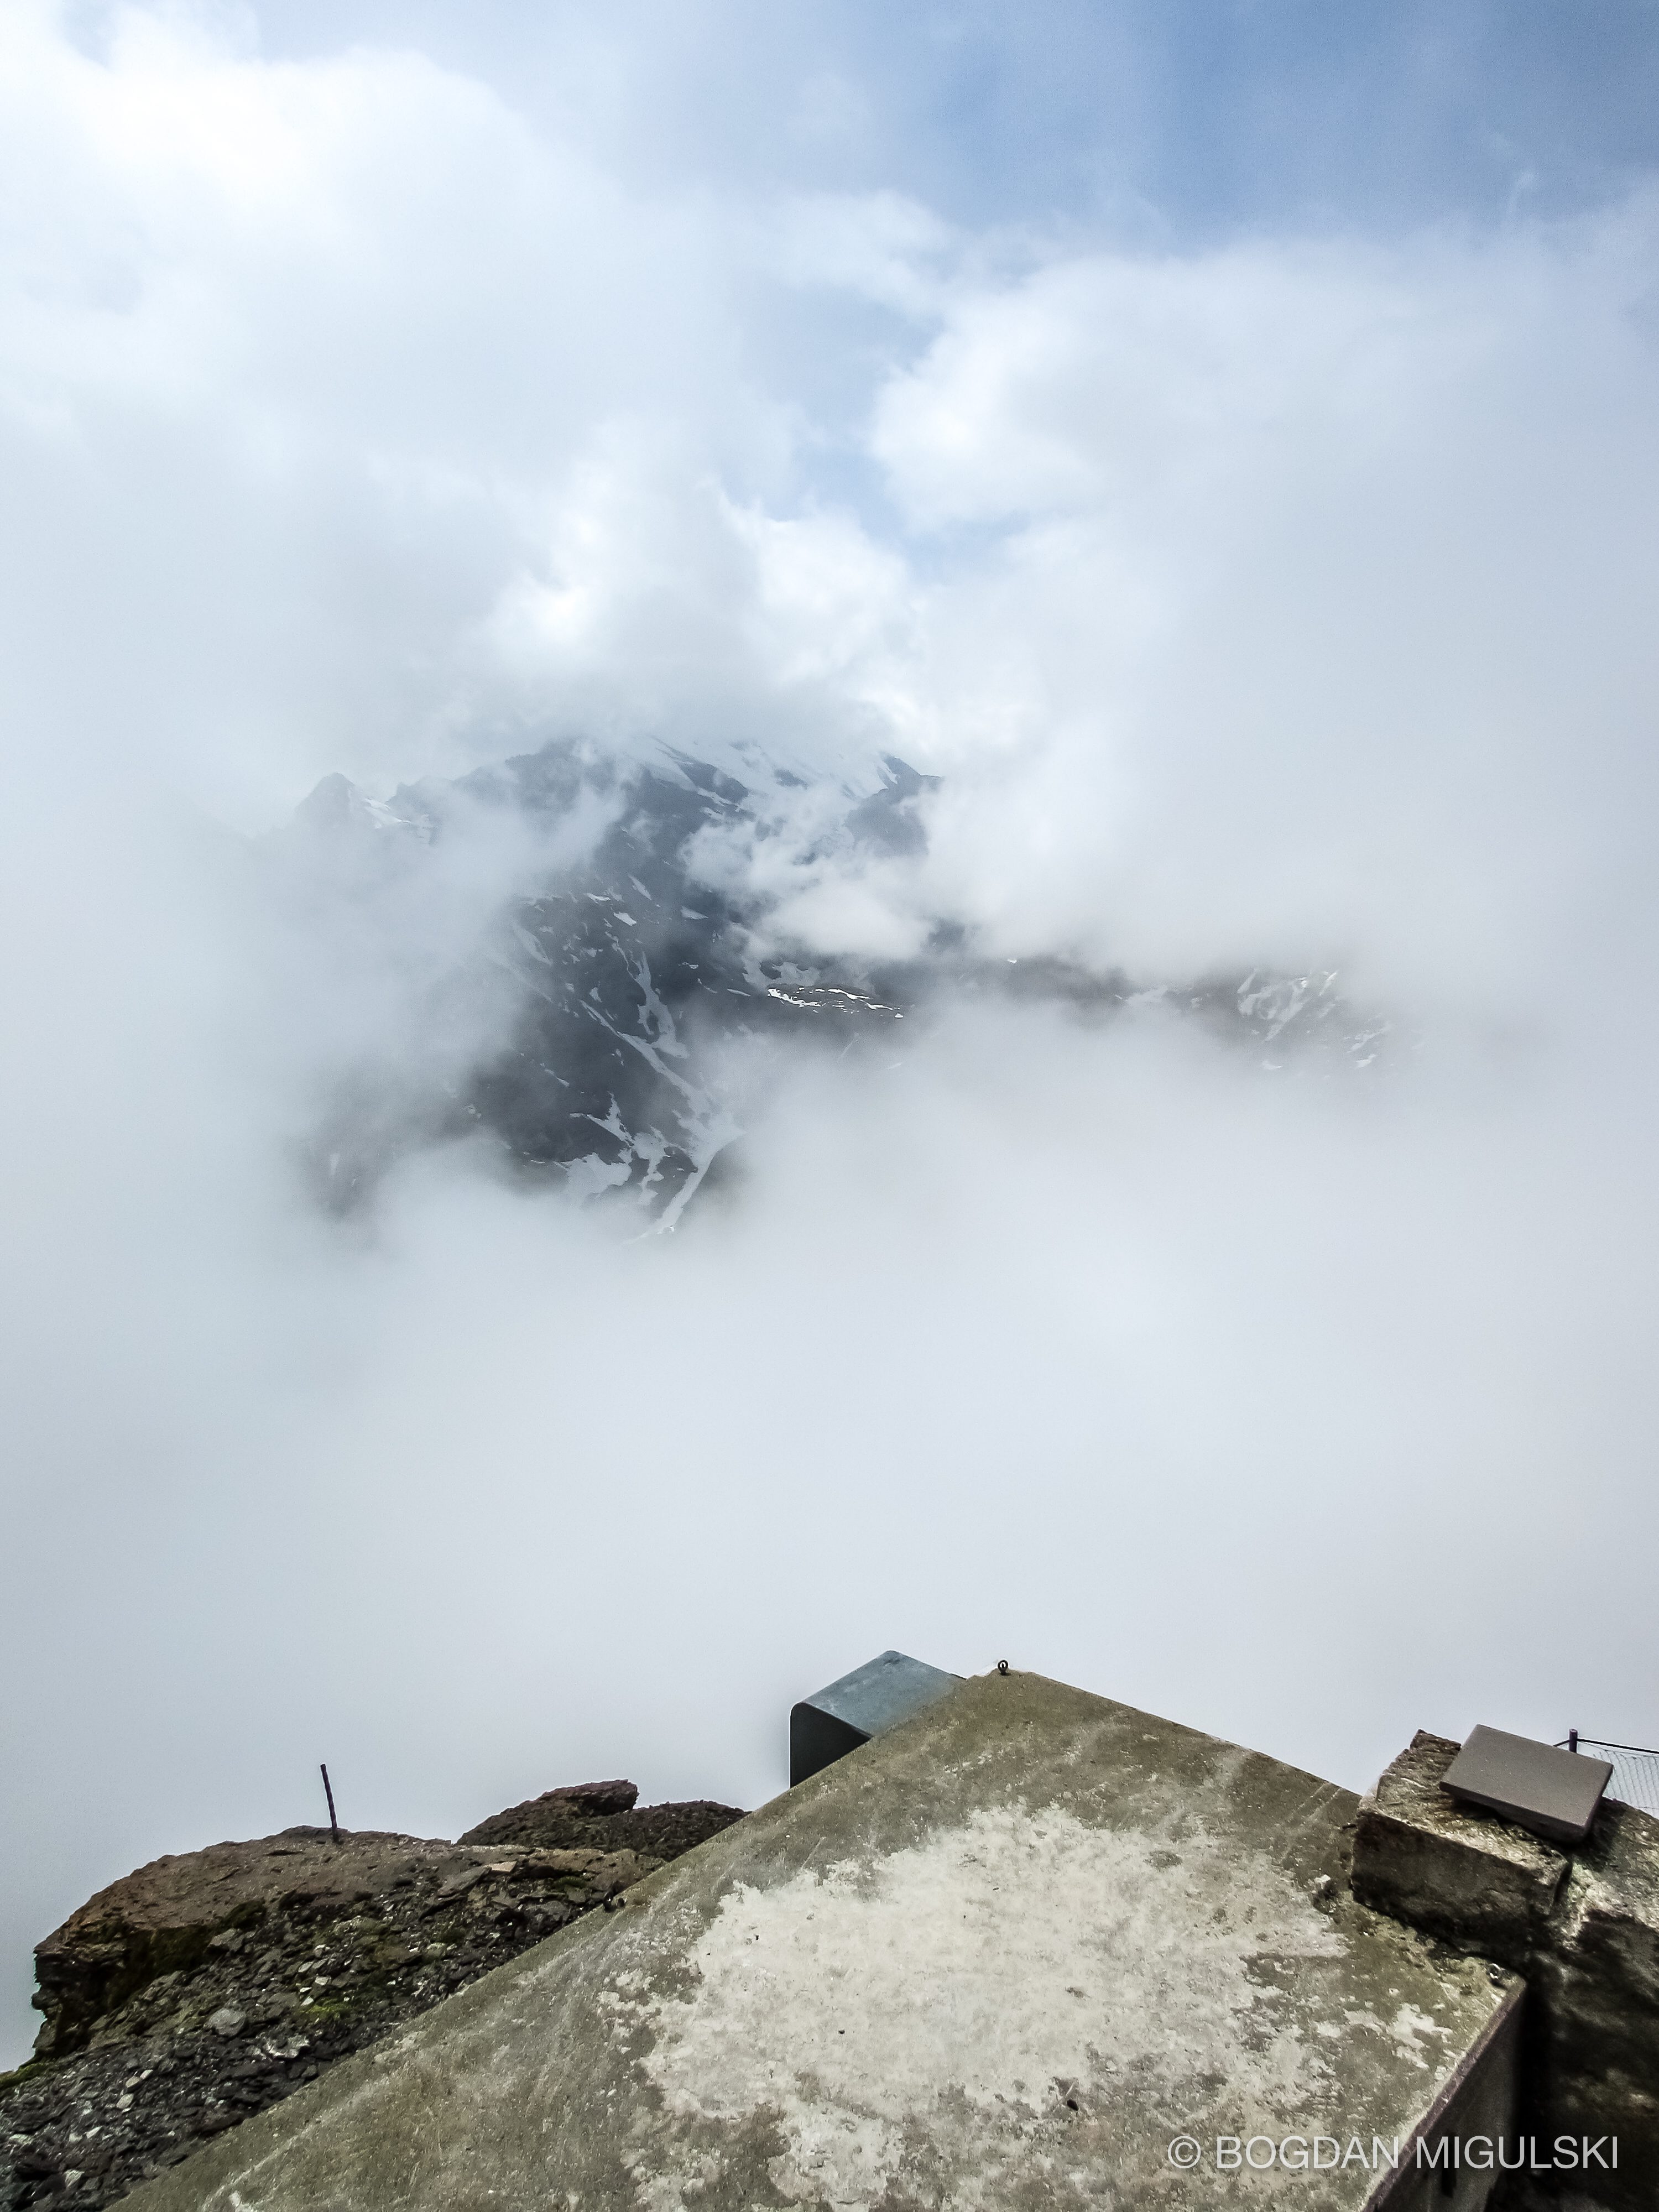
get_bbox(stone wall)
[1352,1730,1658,2211]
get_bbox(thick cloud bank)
[4,1,1659,2064]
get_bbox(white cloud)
[5,0,1659,2080]
[854,205,1659,1020]
[0,0,797,816]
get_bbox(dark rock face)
[29,1829,473,2063]
[469,1778,640,1824]
[275,737,1391,1228]
[460,1780,744,1862]
[1,1786,744,2211]
[285,742,919,1227]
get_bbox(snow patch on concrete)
[609,1801,1346,2209]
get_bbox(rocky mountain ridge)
[280,740,933,1227]
[272,735,1391,1228]
[1,1781,743,2211]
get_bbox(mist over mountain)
[6,0,1659,2084]
[269,738,1386,1226]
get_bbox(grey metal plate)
[1442,1724,1613,1846]
[800,1650,962,1740]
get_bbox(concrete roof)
[124,1670,1516,2210]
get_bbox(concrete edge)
[1363,1978,1526,2208]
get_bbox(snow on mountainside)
[267,738,1389,1226]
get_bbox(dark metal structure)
[1561,1731,1659,1818]
[789,1650,962,1786]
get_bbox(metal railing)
[1558,1733,1659,1818]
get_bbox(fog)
[4,0,1659,2065]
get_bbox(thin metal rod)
[320,1762,340,1841]
[1569,1730,1579,1755]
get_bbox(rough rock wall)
[1353,1730,1657,2212]
[457,1776,743,1861]
[1,1785,743,2211]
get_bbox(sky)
[4,0,1659,2066]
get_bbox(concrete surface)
[122,1672,1520,2211]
